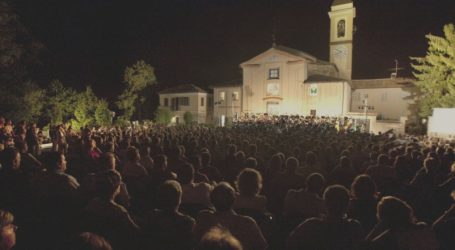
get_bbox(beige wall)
[351,88,412,120]
[242,51,307,115]
[159,92,211,124]
[213,86,242,124]
[302,82,350,116]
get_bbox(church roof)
[274,45,318,62]
[350,78,415,89]
[304,74,347,83]
[159,84,208,94]
[332,0,353,6]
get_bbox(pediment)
[240,47,313,67]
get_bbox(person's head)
[67,232,112,250]
[339,156,351,169]
[96,170,122,200]
[210,182,236,212]
[0,210,17,250]
[245,157,257,169]
[305,151,317,165]
[178,163,195,185]
[377,196,415,228]
[236,168,262,197]
[377,154,389,166]
[197,226,242,250]
[89,139,97,149]
[126,146,140,163]
[99,152,116,171]
[235,151,245,164]
[0,148,21,172]
[306,173,326,194]
[285,157,299,172]
[351,174,377,200]
[424,157,439,174]
[42,151,66,172]
[201,151,211,166]
[227,144,237,156]
[157,180,182,211]
[323,185,350,218]
[154,154,168,171]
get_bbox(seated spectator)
[15,141,43,174]
[200,151,222,183]
[139,145,154,174]
[432,190,455,250]
[67,232,112,250]
[269,157,305,215]
[122,146,148,178]
[366,196,439,250]
[233,168,267,213]
[366,154,397,193]
[195,182,267,250]
[0,210,17,250]
[328,156,356,189]
[284,173,326,218]
[297,151,327,179]
[178,163,213,212]
[83,170,140,250]
[143,180,195,250]
[80,152,131,208]
[347,174,378,235]
[286,185,363,250]
[197,226,243,250]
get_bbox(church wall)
[242,52,307,115]
[302,82,346,116]
[350,88,412,120]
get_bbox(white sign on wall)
[309,84,318,96]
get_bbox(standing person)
[26,123,40,156]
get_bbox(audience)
[0,116,453,249]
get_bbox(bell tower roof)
[332,0,353,6]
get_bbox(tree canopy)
[116,60,157,122]
[411,23,455,117]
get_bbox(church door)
[267,102,280,115]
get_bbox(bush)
[155,107,173,125]
[183,111,194,125]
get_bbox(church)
[158,0,415,133]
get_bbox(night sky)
[11,0,455,101]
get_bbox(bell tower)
[329,0,356,80]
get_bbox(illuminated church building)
[159,0,415,131]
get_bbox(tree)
[94,99,113,126]
[154,107,173,125]
[117,60,157,121]
[411,23,455,117]
[0,0,43,121]
[43,80,78,125]
[0,81,45,122]
[70,86,99,130]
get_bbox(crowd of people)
[0,115,454,250]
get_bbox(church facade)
[159,0,416,132]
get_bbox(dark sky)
[11,0,455,101]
